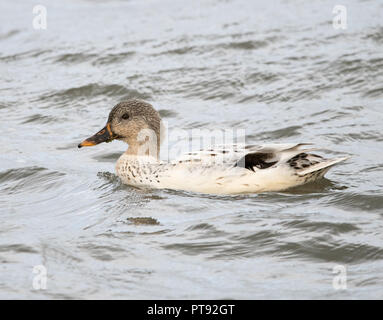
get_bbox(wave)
[38,83,152,103]
[0,167,65,195]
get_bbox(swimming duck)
[78,99,349,194]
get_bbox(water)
[1,0,382,299]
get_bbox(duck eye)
[122,113,130,120]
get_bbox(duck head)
[78,99,162,156]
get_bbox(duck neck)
[124,139,160,159]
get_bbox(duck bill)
[78,123,115,148]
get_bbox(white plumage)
[115,143,349,194]
[79,100,350,195]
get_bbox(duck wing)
[234,143,349,177]
[173,143,313,167]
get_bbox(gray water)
[1,0,383,299]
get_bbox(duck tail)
[296,156,350,177]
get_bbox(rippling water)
[1,0,383,299]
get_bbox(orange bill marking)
[79,140,96,147]
[106,123,113,136]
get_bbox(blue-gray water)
[0,0,383,299]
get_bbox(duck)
[78,99,349,194]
